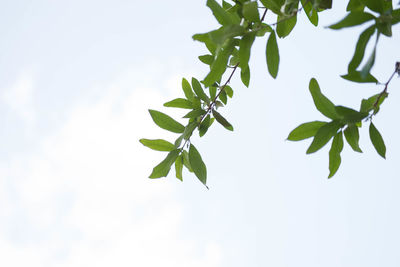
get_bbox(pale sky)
[1,1,400,266]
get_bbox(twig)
[373,61,400,109]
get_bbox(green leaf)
[149,149,180,178]
[139,139,176,152]
[266,31,280,79]
[209,86,217,99]
[164,98,193,109]
[319,0,332,9]
[212,109,234,131]
[341,71,378,83]
[276,13,297,38]
[149,110,185,133]
[189,144,207,185]
[206,0,238,25]
[348,25,375,72]
[192,77,210,103]
[204,39,236,87]
[307,120,342,154]
[287,121,327,141]
[335,106,369,123]
[360,93,387,113]
[239,32,256,69]
[208,24,246,45]
[182,78,194,101]
[369,122,386,158]
[241,65,250,87]
[175,155,184,181]
[301,0,318,26]
[175,134,184,147]
[360,39,377,78]
[328,11,375,29]
[199,115,212,137]
[199,54,214,65]
[361,0,385,14]
[225,85,233,98]
[259,0,283,15]
[309,78,339,120]
[192,33,217,54]
[347,0,365,12]
[219,90,227,105]
[344,124,362,152]
[182,150,193,172]
[183,109,207,119]
[182,122,197,140]
[328,131,344,178]
[243,1,261,22]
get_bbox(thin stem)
[261,8,268,21]
[373,61,400,109]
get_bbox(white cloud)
[0,68,221,267]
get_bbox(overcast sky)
[1,1,400,266]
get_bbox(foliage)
[141,0,400,186]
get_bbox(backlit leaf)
[164,98,193,109]
[189,144,207,185]
[309,78,339,120]
[307,120,342,154]
[344,124,362,152]
[149,149,180,178]
[212,109,234,131]
[369,122,386,158]
[266,31,280,78]
[287,121,327,141]
[328,131,344,178]
[149,110,185,133]
[139,139,176,152]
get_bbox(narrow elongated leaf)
[139,139,175,152]
[287,121,327,141]
[341,71,378,83]
[212,110,233,131]
[239,33,256,69]
[360,41,377,78]
[348,25,375,72]
[344,124,362,152]
[243,1,260,22]
[175,155,184,181]
[347,0,365,11]
[219,90,227,105]
[182,150,193,172]
[206,0,237,25]
[149,149,180,178]
[309,78,339,120]
[259,0,282,15]
[225,85,233,98]
[182,78,194,101]
[192,78,210,103]
[182,122,197,140]
[199,115,211,137]
[335,106,369,123]
[241,66,250,87]
[369,122,386,158]
[276,13,297,38]
[328,131,344,178]
[209,24,246,45]
[266,31,280,78]
[329,12,375,29]
[164,98,193,109]
[183,109,207,119]
[189,144,207,185]
[149,110,185,133]
[204,39,235,87]
[360,92,387,113]
[301,0,318,26]
[361,0,385,14]
[199,54,214,65]
[307,120,342,154]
